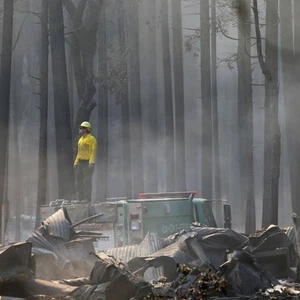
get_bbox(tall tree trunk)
[3,165,9,241]
[65,11,74,123]
[289,0,300,215]
[127,0,144,197]
[63,0,103,143]
[118,1,132,198]
[200,0,212,199]
[97,7,109,202]
[48,0,75,199]
[161,0,175,192]
[211,0,221,200]
[237,0,255,233]
[36,0,49,228]
[0,0,13,242]
[254,0,280,227]
[144,1,158,192]
[11,17,23,241]
[12,86,21,241]
[172,0,186,191]
[243,2,255,234]
[10,3,27,240]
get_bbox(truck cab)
[40,192,231,252]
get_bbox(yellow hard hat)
[80,121,92,130]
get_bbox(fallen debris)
[219,250,278,295]
[26,208,102,280]
[107,231,165,282]
[0,243,34,298]
[2,210,300,299]
[64,252,151,300]
[150,266,230,299]
[247,224,297,279]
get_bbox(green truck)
[40,192,231,251]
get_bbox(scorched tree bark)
[237,0,255,233]
[118,0,132,199]
[0,0,13,241]
[172,0,186,191]
[253,0,280,227]
[162,0,175,192]
[126,0,144,197]
[48,0,75,199]
[97,7,109,202]
[63,0,103,139]
[200,0,212,199]
[36,0,49,228]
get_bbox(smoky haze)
[0,0,297,240]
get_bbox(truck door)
[139,199,192,239]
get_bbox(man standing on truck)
[74,121,97,202]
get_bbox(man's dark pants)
[76,160,94,201]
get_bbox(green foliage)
[184,0,266,74]
[95,34,129,104]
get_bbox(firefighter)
[74,121,97,202]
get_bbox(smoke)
[2,0,297,237]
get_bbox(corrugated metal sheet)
[107,232,164,281]
[150,232,209,266]
[41,208,72,241]
[27,229,71,268]
[27,209,73,269]
[107,231,163,263]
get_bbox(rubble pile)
[150,266,230,299]
[59,252,151,300]
[255,284,300,300]
[2,209,300,299]
[142,265,300,300]
[26,208,102,280]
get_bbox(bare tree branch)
[16,10,49,35]
[64,25,86,35]
[12,16,26,52]
[27,73,41,81]
[217,18,264,41]
[252,0,272,80]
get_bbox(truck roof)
[139,191,198,199]
[126,197,207,203]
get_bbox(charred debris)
[1,209,300,299]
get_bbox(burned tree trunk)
[200,0,212,199]
[11,77,21,241]
[162,0,175,192]
[172,0,186,191]
[263,0,280,227]
[211,0,221,200]
[63,0,103,140]
[253,0,280,227]
[237,0,255,233]
[127,0,144,197]
[118,0,132,199]
[287,0,300,215]
[145,1,158,192]
[97,7,109,202]
[48,0,75,199]
[36,0,49,228]
[0,0,14,241]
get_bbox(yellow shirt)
[74,133,97,165]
